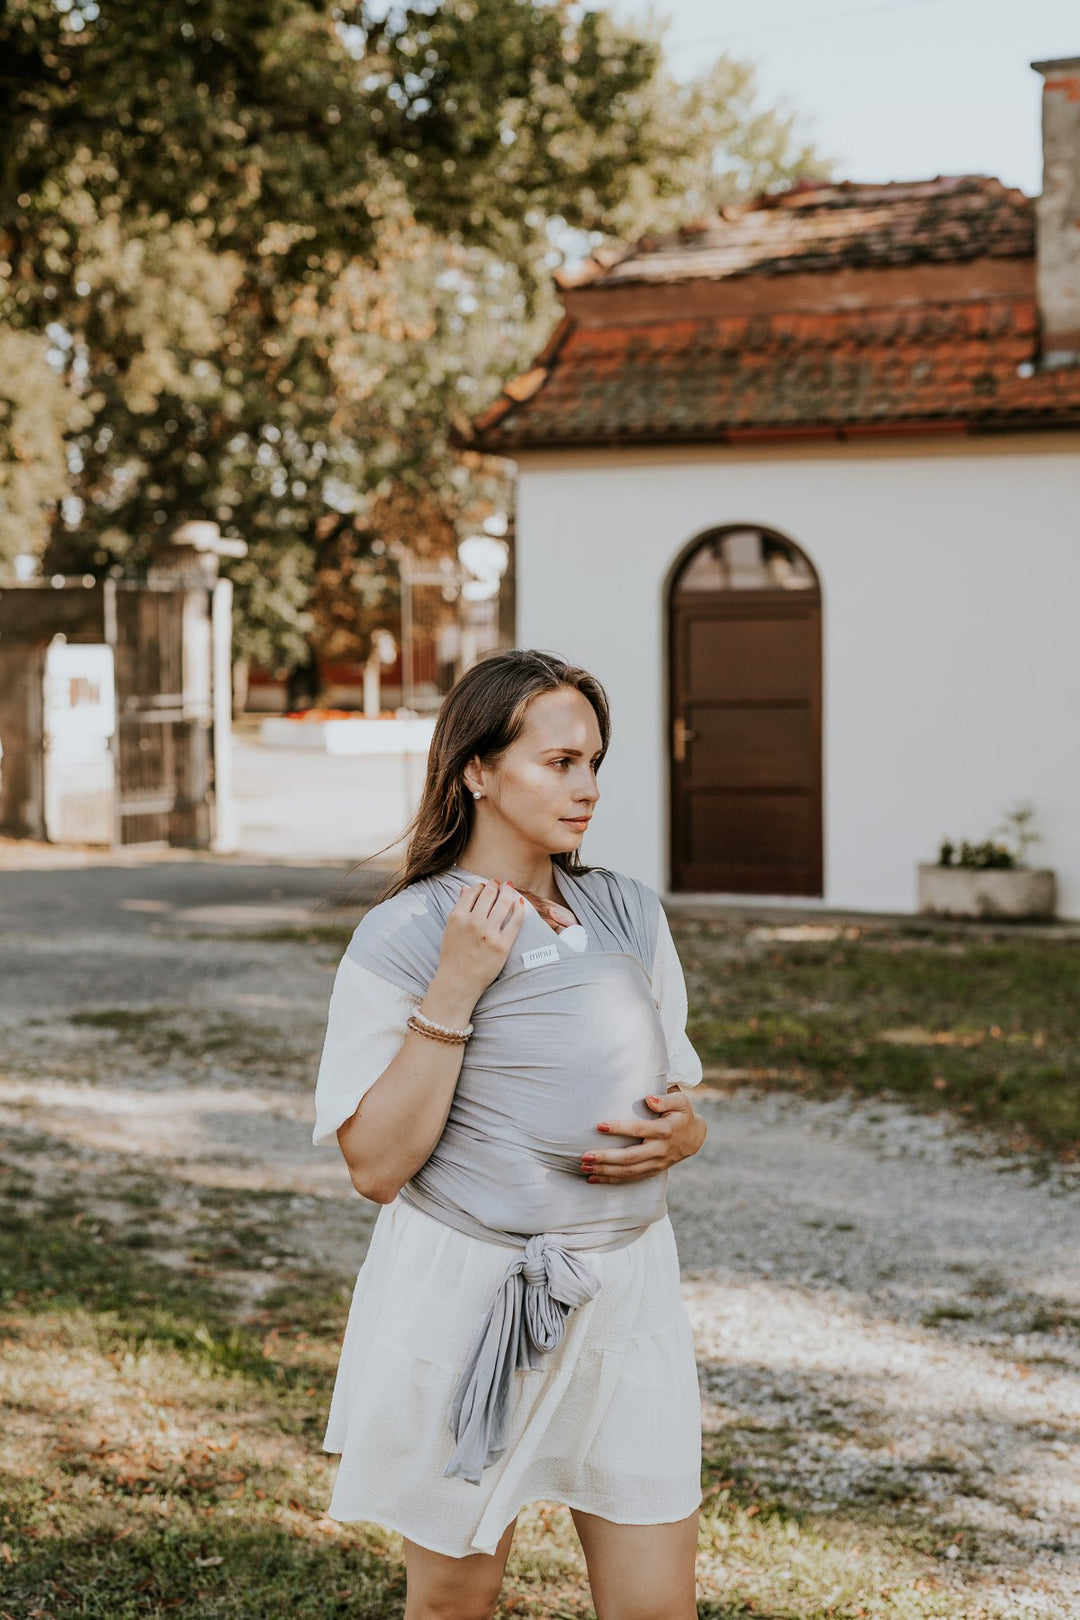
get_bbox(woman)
[313,649,707,1620]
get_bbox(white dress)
[312,890,704,1558]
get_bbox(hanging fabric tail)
[444,1236,601,1484]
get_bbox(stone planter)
[917,865,1057,920]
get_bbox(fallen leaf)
[195,1555,225,1568]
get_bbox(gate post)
[211,576,238,853]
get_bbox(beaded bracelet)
[407,1009,473,1045]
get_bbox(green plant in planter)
[938,838,1015,870]
[938,801,1041,871]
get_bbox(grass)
[0,1165,1022,1618]
[0,1184,599,1619]
[65,1006,310,1078]
[695,1444,989,1620]
[674,921,1080,1156]
[183,925,357,949]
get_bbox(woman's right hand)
[435,879,526,999]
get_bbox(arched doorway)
[668,526,823,895]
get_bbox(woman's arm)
[336,879,525,1203]
[335,968,480,1203]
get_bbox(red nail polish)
[596,1124,610,1133]
[587,1176,600,1184]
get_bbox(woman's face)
[470,686,603,856]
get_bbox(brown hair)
[377,648,611,901]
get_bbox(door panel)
[687,616,815,701]
[685,707,815,790]
[670,583,822,896]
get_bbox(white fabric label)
[521,943,560,969]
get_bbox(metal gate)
[0,533,237,850]
[110,583,213,846]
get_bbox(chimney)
[1032,57,1080,367]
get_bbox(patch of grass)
[921,1305,976,1328]
[677,926,1080,1155]
[0,1523,404,1620]
[695,1448,989,1619]
[184,924,356,948]
[0,1196,330,1392]
[1028,1305,1080,1334]
[67,1006,309,1076]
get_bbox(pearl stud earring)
[472,790,482,800]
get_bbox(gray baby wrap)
[346,862,672,1483]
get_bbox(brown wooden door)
[670,559,822,896]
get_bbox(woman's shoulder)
[575,863,657,900]
[573,865,662,924]
[345,875,443,955]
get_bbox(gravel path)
[2,856,1078,1614]
[672,1090,1080,1614]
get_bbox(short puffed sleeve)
[650,904,703,1089]
[312,954,416,1146]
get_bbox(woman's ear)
[462,755,484,798]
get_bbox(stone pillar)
[1032,57,1080,367]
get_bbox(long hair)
[378,649,611,901]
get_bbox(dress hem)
[321,1489,705,1560]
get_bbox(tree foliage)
[0,0,827,672]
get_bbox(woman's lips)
[561,817,590,828]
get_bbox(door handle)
[673,716,696,763]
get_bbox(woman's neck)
[455,844,560,902]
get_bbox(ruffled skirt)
[323,1197,702,1557]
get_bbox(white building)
[465,58,1080,916]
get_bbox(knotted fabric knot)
[444,1235,601,1485]
[521,1236,548,1289]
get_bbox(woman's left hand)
[580,1089,707,1183]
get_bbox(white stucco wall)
[515,437,1080,916]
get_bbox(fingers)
[457,879,525,933]
[460,879,501,917]
[581,1152,672,1184]
[583,1141,653,1168]
[641,1089,691,1114]
[595,1115,671,1140]
[594,1092,690,1138]
[498,885,526,935]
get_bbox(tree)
[0,1,827,673]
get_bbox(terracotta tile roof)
[463,177,1080,450]
[470,298,1080,448]
[565,176,1033,287]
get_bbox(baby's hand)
[518,890,577,932]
